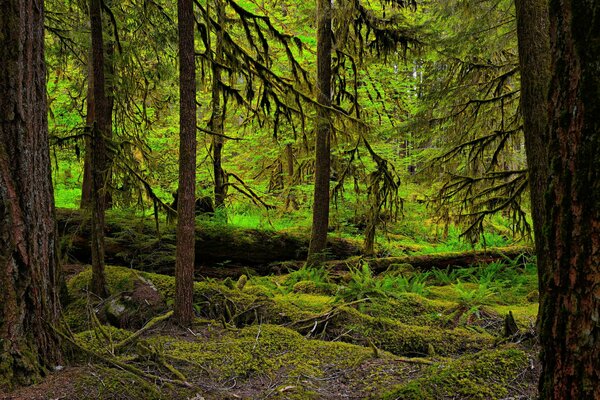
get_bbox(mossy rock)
[381,348,531,400]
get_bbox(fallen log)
[344,246,533,273]
[270,246,534,275]
[56,208,361,277]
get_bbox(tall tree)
[210,0,227,209]
[88,0,111,297]
[514,0,550,292]
[517,0,600,398]
[307,0,333,265]
[0,0,62,389]
[174,0,197,326]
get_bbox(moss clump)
[358,293,453,327]
[74,327,132,354]
[322,306,494,357]
[381,348,529,400]
[291,280,336,295]
[273,293,333,314]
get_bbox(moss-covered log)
[56,208,360,277]
[330,246,532,274]
[272,246,532,276]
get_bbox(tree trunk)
[175,0,197,327]
[80,58,94,209]
[89,0,110,298]
[82,14,114,211]
[307,0,333,265]
[514,0,551,284]
[284,143,299,210]
[0,0,62,389]
[520,0,600,397]
[211,0,227,209]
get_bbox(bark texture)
[89,0,110,298]
[211,0,227,209]
[514,0,551,282]
[537,0,600,398]
[175,0,197,327]
[307,0,333,265]
[0,0,62,389]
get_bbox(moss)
[72,365,183,400]
[326,306,494,357]
[384,263,415,276]
[291,280,336,295]
[147,324,378,389]
[0,338,44,391]
[273,293,333,314]
[381,348,530,400]
[74,327,133,354]
[491,304,538,327]
[359,293,453,327]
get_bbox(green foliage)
[452,280,497,307]
[337,263,430,302]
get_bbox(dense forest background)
[1,0,599,398]
[46,0,528,252]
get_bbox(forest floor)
[3,250,540,399]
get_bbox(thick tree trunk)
[514,0,551,284]
[89,0,110,298]
[307,0,333,265]
[211,0,227,209]
[534,1,600,398]
[0,0,62,389]
[175,0,197,327]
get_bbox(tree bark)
[175,0,197,327]
[534,1,600,398]
[307,0,333,265]
[211,0,227,209]
[0,0,62,389]
[80,58,94,209]
[81,11,114,211]
[89,0,110,298]
[514,0,551,284]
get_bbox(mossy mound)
[142,324,422,399]
[307,306,495,357]
[356,293,454,327]
[381,348,532,399]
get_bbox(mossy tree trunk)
[175,0,197,327]
[307,0,333,266]
[89,0,111,298]
[0,0,62,389]
[517,0,600,397]
[81,58,95,209]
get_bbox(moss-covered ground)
[4,259,539,399]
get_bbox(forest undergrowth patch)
[5,258,541,400]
